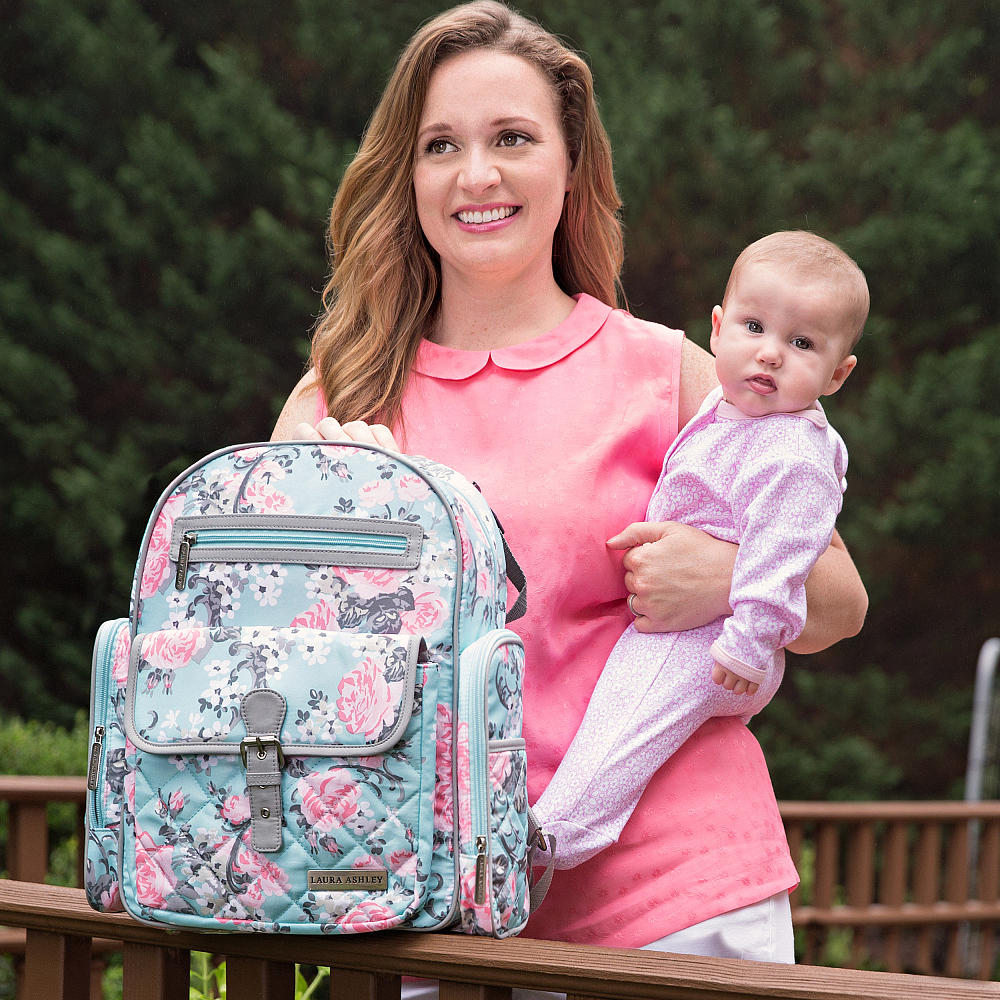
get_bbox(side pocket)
[84,618,130,913]
[456,630,530,937]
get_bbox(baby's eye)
[498,131,530,148]
[427,138,456,155]
[745,320,763,334]
[792,337,813,350]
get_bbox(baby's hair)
[723,231,870,349]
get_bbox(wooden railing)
[781,801,1000,979]
[2,778,1000,991]
[2,879,999,1000]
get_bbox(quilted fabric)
[85,441,529,936]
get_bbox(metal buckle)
[240,736,285,769]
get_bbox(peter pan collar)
[413,293,614,380]
[714,388,829,428]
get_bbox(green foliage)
[185,952,329,1000]
[2,0,998,798]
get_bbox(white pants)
[403,890,794,1000]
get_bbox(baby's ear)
[823,354,857,396]
[709,306,724,355]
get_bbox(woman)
[274,1,867,960]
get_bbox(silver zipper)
[175,532,196,590]
[86,726,105,790]
[474,835,488,904]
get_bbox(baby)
[533,230,868,868]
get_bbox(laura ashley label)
[307,869,388,892]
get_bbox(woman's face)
[413,49,573,290]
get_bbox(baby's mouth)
[748,374,777,393]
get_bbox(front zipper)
[170,516,423,590]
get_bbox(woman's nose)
[458,150,501,192]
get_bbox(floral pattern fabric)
[86,441,529,935]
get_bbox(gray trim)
[486,738,526,752]
[169,513,423,570]
[123,632,422,758]
[240,689,287,853]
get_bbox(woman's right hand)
[606,520,735,633]
[294,417,402,452]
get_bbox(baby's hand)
[711,663,759,696]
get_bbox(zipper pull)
[87,726,105,790]
[474,835,488,904]
[175,532,196,590]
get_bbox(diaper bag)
[84,440,544,936]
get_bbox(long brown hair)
[312,1,624,428]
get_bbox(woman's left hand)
[293,417,401,452]
[607,520,735,633]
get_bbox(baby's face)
[710,262,857,417]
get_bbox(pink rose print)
[335,899,400,933]
[111,628,132,688]
[140,493,186,599]
[433,705,470,834]
[397,475,430,502]
[455,516,474,572]
[220,793,251,825]
[99,883,120,910]
[337,657,397,739]
[141,628,208,673]
[291,600,339,629]
[234,838,291,909]
[460,864,493,932]
[400,590,447,635]
[297,769,362,836]
[168,790,185,815]
[358,478,393,508]
[336,567,400,599]
[134,828,177,909]
[243,480,294,514]
[489,751,511,789]
[352,854,381,870]
[389,849,418,877]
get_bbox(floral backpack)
[84,440,549,937]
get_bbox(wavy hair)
[311,1,624,429]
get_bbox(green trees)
[2,0,997,798]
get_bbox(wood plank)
[333,968,402,1000]
[23,929,91,1000]
[3,881,1000,1000]
[122,942,189,1000]
[226,954,295,998]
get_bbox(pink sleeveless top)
[317,294,797,946]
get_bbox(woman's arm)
[272,369,402,449]
[272,369,320,440]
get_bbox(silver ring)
[628,593,639,617]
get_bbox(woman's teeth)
[457,206,517,224]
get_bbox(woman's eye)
[498,132,529,148]
[427,139,455,155]
[746,320,763,334]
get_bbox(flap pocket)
[124,626,423,758]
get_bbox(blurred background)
[1,0,998,802]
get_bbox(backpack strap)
[527,806,556,912]
[491,509,528,623]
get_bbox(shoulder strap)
[527,806,556,912]
[492,509,527,623]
